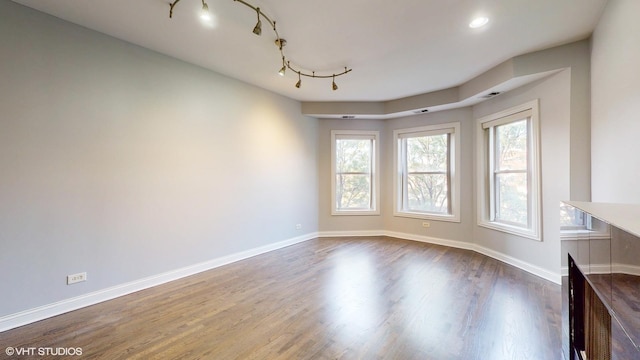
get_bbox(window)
[560,203,587,230]
[394,123,460,222]
[331,130,379,215]
[476,100,541,240]
[559,202,610,241]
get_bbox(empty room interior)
[1,0,639,359]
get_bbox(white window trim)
[476,100,542,241]
[393,122,461,222]
[331,130,380,216]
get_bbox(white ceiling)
[13,0,607,102]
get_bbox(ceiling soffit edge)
[303,39,590,120]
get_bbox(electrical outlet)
[295,224,302,230]
[422,222,430,228]
[67,272,87,285]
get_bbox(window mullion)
[494,169,527,174]
[407,171,448,175]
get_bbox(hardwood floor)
[0,237,562,359]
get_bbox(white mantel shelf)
[564,201,640,238]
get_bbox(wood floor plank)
[0,237,562,359]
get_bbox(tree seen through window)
[335,138,372,210]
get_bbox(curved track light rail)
[169,0,352,90]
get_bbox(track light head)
[332,75,338,91]
[295,72,301,88]
[253,8,262,35]
[278,57,286,76]
[200,1,211,21]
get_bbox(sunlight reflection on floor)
[324,249,383,346]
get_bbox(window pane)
[336,174,371,209]
[406,174,448,213]
[407,135,448,172]
[336,139,371,173]
[496,172,528,225]
[495,120,527,171]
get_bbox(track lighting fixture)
[295,72,301,88]
[252,7,262,35]
[168,0,352,90]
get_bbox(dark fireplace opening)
[569,255,612,360]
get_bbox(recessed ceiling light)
[469,17,489,28]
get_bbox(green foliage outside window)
[335,139,372,210]
[494,120,528,226]
[405,134,449,213]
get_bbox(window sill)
[478,220,541,241]
[332,210,380,216]
[395,211,460,223]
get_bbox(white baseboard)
[473,244,561,284]
[613,263,640,276]
[0,232,318,333]
[319,230,562,284]
[1,230,568,332]
[589,263,616,275]
[561,263,640,277]
[387,231,561,284]
[317,230,386,238]
[384,231,476,251]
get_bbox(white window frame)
[476,100,542,241]
[331,130,380,215]
[393,122,461,222]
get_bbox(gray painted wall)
[514,41,592,202]
[591,0,640,203]
[0,1,319,317]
